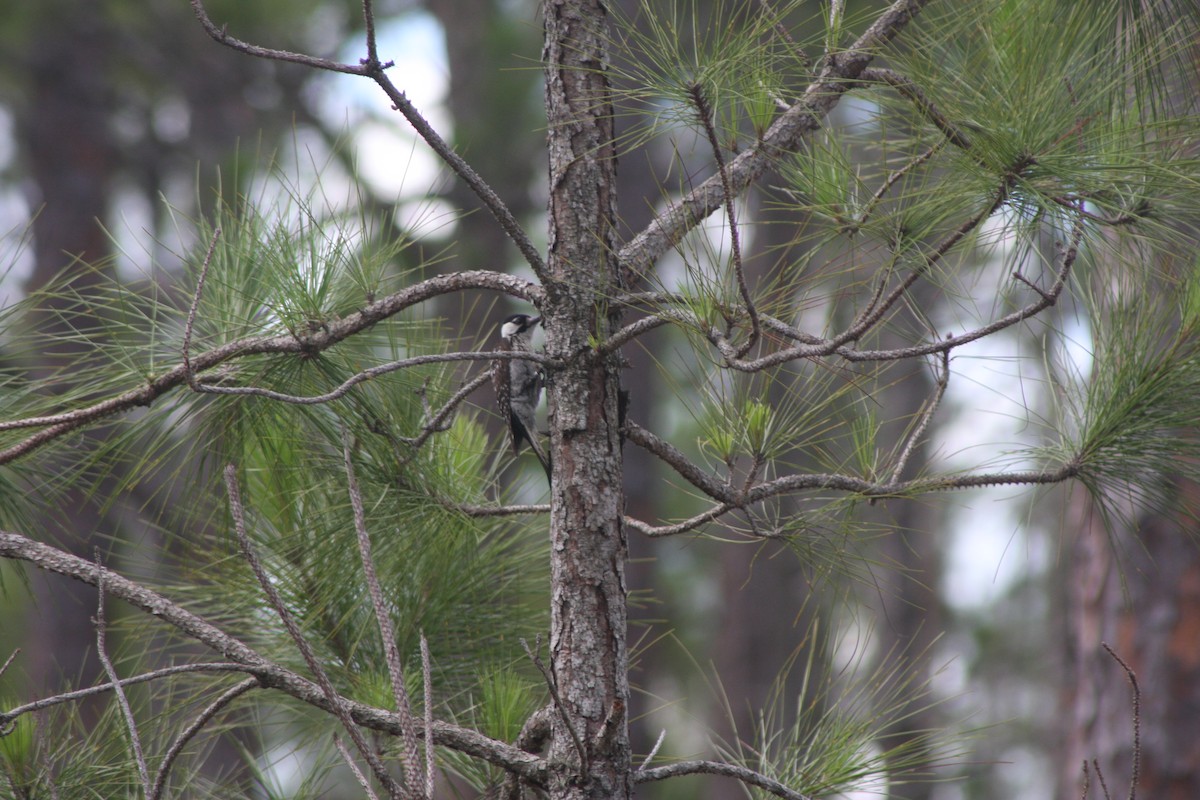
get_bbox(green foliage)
[1050,283,1200,526]
[608,0,823,151]
[0,167,549,792]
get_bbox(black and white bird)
[492,313,551,481]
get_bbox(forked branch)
[190,0,547,280]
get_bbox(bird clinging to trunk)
[492,313,552,482]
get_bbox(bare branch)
[689,83,759,357]
[451,503,551,518]
[853,143,942,232]
[638,729,667,771]
[192,0,545,275]
[95,556,152,796]
[1101,643,1140,800]
[0,532,547,782]
[611,171,1062,375]
[421,633,435,800]
[150,677,259,800]
[343,433,424,793]
[0,650,17,681]
[396,371,491,449]
[1094,758,1113,800]
[191,351,545,405]
[756,0,810,67]
[623,504,737,538]
[887,348,950,487]
[858,68,974,151]
[1,663,250,732]
[224,465,408,800]
[0,270,539,464]
[618,0,931,277]
[622,421,737,504]
[745,461,1081,504]
[361,0,380,67]
[336,735,382,800]
[634,759,818,800]
[182,226,221,391]
[190,0,372,75]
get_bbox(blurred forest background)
[0,0,1196,797]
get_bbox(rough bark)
[541,0,630,798]
[1062,478,1200,800]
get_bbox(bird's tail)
[529,436,553,485]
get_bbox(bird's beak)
[530,316,542,327]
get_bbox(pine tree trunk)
[541,1,630,798]
[1062,477,1200,799]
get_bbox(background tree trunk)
[1062,478,1200,799]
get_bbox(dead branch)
[343,433,424,794]
[224,465,408,800]
[149,677,259,800]
[634,759,818,800]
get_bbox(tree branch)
[94,560,151,796]
[689,83,759,357]
[0,270,539,464]
[634,759,818,800]
[617,0,931,277]
[191,0,547,279]
[1,663,250,732]
[858,67,974,151]
[150,677,259,800]
[190,0,372,75]
[0,533,548,783]
[343,433,424,795]
[224,464,408,800]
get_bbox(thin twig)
[1093,758,1112,800]
[520,636,588,774]
[342,431,424,793]
[859,67,974,151]
[887,348,950,486]
[421,634,435,800]
[336,735,382,800]
[638,729,667,771]
[634,759,818,800]
[1101,642,1140,800]
[689,83,759,359]
[853,143,942,232]
[756,0,810,67]
[396,371,492,449]
[622,421,737,503]
[361,0,380,66]
[1,663,251,732]
[94,553,151,796]
[191,0,374,75]
[623,504,737,538]
[450,503,551,517]
[224,465,408,800]
[150,677,259,800]
[0,650,17,680]
[182,226,222,391]
[190,350,546,405]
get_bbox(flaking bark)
[541,0,630,797]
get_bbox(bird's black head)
[500,313,542,340]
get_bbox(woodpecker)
[492,313,552,481]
